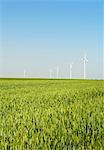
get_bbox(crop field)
[0,79,104,150]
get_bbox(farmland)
[0,79,104,150]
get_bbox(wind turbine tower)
[56,66,59,79]
[69,63,73,79]
[49,69,52,79]
[24,69,26,78]
[82,54,88,79]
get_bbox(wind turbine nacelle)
[85,57,88,62]
[82,56,88,62]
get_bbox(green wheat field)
[0,79,104,150]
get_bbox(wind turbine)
[82,54,88,79]
[69,63,73,79]
[24,69,26,78]
[49,69,52,79]
[56,66,59,79]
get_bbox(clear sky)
[0,0,103,79]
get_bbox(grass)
[0,79,104,150]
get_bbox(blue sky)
[0,0,103,79]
